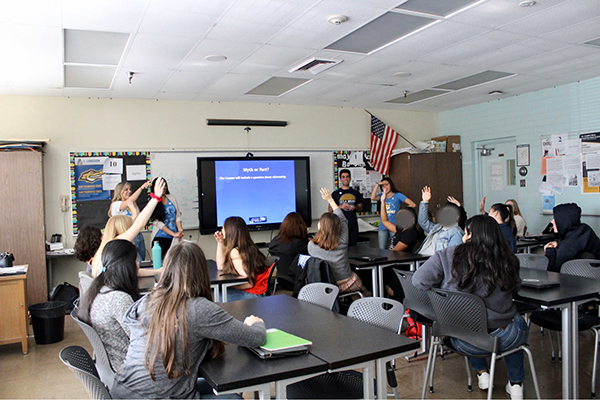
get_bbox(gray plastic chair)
[265,256,281,296]
[516,254,548,270]
[78,271,93,299]
[287,298,405,399]
[71,310,116,389]
[298,283,339,310]
[59,346,112,399]
[425,289,541,400]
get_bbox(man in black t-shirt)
[330,169,363,246]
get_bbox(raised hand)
[479,196,486,214]
[142,181,152,190]
[320,188,333,202]
[447,196,461,207]
[154,178,166,197]
[213,230,225,243]
[422,186,432,202]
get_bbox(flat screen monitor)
[197,156,311,234]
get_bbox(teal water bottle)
[152,242,162,269]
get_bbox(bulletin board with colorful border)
[70,151,151,235]
[333,150,381,216]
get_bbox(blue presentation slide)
[215,160,296,226]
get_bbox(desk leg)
[46,258,53,299]
[376,358,387,399]
[213,383,270,400]
[371,267,379,298]
[211,284,219,303]
[378,265,385,299]
[362,363,375,400]
[561,302,579,399]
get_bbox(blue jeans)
[450,313,529,384]
[133,233,146,261]
[221,288,263,302]
[378,229,394,249]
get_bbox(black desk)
[516,268,600,399]
[207,260,248,302]
[516,236,554,253]
[348,246,430,297]
[201,295,419,399]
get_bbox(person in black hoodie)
[544,203,600,272]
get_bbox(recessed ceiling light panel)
[246,77,311,96]
[385,89,449,104]
[64,29,129,65]
[64,65,116,89]
[583,37,600,48]
[325,12,436,54]
[395,0,481,17]
[433,70,515,91]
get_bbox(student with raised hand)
[413,215,527,399]
[309,188,364,294]
[74,226,102,273]
[78,240,140,372]
[111,241,266,399]
[544,203,600,272]
[150,177,183,260]
[479,197,517,252]
[214,216,270,301]
[268,212,308,290]
[91,178,166,278]
[380,196,419,252]
[371,177,416,249]
[109,181,152,260]
[506,199,527,237]
[417,186,464,255]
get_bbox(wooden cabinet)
[0,270,28,354]
[388,153,463,214]
[0,151,46,305]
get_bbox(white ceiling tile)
[160,70,225,93]
[0,0,61,26]
[201,74,269,97]
[154,92,199,101]
[112,68,174,92]
[451,0,569,29]
[205,0,321,44]
[500,45,600,75]
[541,16,600,44]
[64,65,116,88]
[227,45,316,75]
[267,0,394,49]
[10,87,63,96]
[181,39,262,73]
[61,0,149,32]
[122,34,198,70]
[499,1,600,37]
[138,0,235,38]
[62,88,112,98]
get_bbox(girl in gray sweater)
[413,215,527,400]
[111,241,266,399]
[308,188,364,294]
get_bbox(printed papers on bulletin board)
[333,151,380,215]
[539,134,584,195]
[580,133,600,193]
[70,151,151,235]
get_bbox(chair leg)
[557,331,562,362]
[548,329,556,362]
[487,353,498,400]
[593,328,599,398]
[464,356,473,392]
[522,346,542,400]
[422,338,437,400]
[429,343,439,394]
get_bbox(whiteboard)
[150,150,334,229]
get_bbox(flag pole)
[364,109,417,148]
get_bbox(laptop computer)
[521,278,560,290]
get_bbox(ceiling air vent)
[289,58,342,75]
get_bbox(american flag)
[369,114,398,175]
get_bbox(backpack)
[404,309,422,340]
[50,282,80,314]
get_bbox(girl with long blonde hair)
[214,216,270,301]
[110,242,266,399]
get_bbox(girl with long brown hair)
[268,212,308,290]
[110,241,266,399]
[308,188,364,294]
[214,216,270,301]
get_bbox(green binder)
[260,328,312,352]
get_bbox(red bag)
[404,309,422,340]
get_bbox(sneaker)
[477,372,490,390]
[506,382,523,400]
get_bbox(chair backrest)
[516,254,548,271]
[394,270,436,322]
[265,256,280,296]
[71,310,116,388]
[347,297,405,333]
[79,271,94,298]
[298,282,339,310]
[59,346,112,399]
[561,259,600,279]
[428,289,498,353]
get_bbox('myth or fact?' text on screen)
[214,160,296,226]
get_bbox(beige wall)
[0,95,438,287]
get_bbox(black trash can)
[29,301,67,345]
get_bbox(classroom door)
[474,137,518,210]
